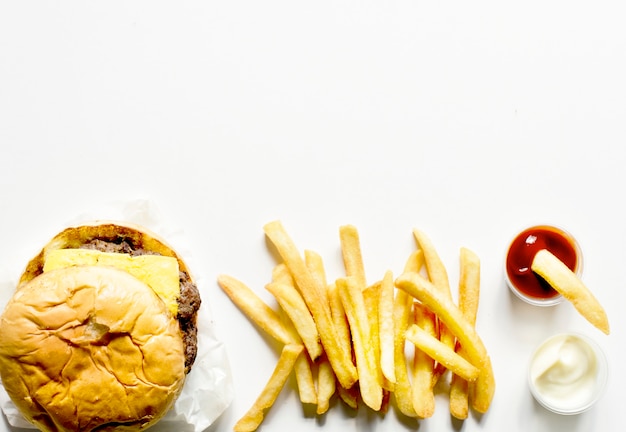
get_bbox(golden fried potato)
[233,344,304,432]
[337,277,383,411]
[395,272,495,413]
[532,249,609,335]
[450,247,481,420]
[263,221,358,389]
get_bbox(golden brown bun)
[16,220,201,375]
[0,266,186,432]
[19,220,192,288]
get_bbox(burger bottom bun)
[19,221,193,288]
[0,266,186,432]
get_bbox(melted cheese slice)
[43,249,180,316]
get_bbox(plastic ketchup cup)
[504,225,583,307]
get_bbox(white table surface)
[1,2,624,431]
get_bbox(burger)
[0,222,201,431]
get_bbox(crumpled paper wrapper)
[0,199,234,431]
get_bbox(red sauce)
[506,226,579,300]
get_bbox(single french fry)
[264,221,358,389]
[468,355,495,414]
[364,280,392,405]
[234,344,304,432]
[217,274,292,345]
[379,270,396,387]
[305,249,331,307]
[531,249,610,335]
[327,282,353,377]
[411,303,436,418]
[337,276,383,411]
[392,289,417,418]
[458,248,480,326]
[339,225,367,289]
[405,324,479,383]
[449,353,470,418]
[266,281,323,360]
[395,272,495,413]
[363,281,384,387]
[316,356,336,415]
[293,351,317,405]
[450,247,481,419]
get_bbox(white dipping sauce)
[529,334,607,414]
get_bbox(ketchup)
[505,226,579,300]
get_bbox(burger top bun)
[0,265,186,432]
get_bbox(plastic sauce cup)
[504,225,583,307]
[528,333,608,415]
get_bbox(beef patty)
[80,238,200,373]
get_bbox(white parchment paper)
[0,200,234,431]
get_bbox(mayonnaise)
[529,334,607,414]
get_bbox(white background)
[1,1,624,431]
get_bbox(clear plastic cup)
[504,225,583,307]
[528,333,608,415]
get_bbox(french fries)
[531,248,610,334]
[263,221,358,390]
[220,222,496,431]
[412,229,455,383]
[395,272,496,413]
[266,281,323,360]
[270,263,319,405]
[219,272,318,406]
